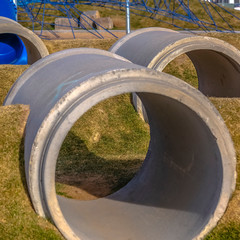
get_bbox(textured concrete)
[4,48,236,240]
[110,27,240,97]
[110,27,240,120]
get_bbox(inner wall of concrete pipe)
[19,34,48,64]
[110,28,240,97]
[186,49,240,97]
[3,49,235,240]
[157,47,240,97]
[42,82,235,240]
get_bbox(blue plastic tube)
[0,0,28,64]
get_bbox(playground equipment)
[4,48,236,240]
[16,0,240,39]
[110,27,240,121]
[0,0,48,65]
[0,16,48,64]
[0,0,28,64]
[0,0,17,21]
[17,0,117,39]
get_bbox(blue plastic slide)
[0,0,28,64]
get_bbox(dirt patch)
[56,174,115,200]
[37,30,126,40]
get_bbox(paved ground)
[35,29,126,39]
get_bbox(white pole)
[126,0,131,34]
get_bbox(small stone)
[80,10,100,29]
[55,18,78,30]
[93,17,113,30]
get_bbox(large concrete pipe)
[4,48,236,240]
[0,16,48,64]
[110,27,240,97]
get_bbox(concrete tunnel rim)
[110,27,240,72]
[2,47,136,218]
[147,35,240,71]
[3,46,236,239]
[27,68,236,240]
[110,27,178,53]
[3,47,130,106]
[109,28,240,121]
[0,16,20,25]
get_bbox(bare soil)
[36,30,126,40]
[56,174,115,200]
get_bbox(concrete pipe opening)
[110,28,240,97]
[0,16,49,64]
[4,49,236,240]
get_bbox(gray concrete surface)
[110,27,240,121]
[4,48,236,240]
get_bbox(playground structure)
[0,0,28,64]
[0,16,48,64]
[0,1,48,64]
[1,0,240,62]
[110,27,240,121]
[3,32,238,239]
[0,0,17,21]
[0,1,239,239]
[16,0,240,39]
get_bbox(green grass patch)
[56,94,150,199]
[0,105,62,239]
[0,65,29,105]
[163,54,198,88]
[211,98,240,190]
[205,222,240,240]
[43,39,116,54]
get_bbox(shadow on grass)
[18,137,33,204]
[56,131,144,199]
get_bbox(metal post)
[13,0,18,21]
[126,0,130,34]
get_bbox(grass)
[0,105,62,239]
[163,54,198,88]
[206,99,240,239]
[43,39,116,54]
[0,34,239,238]
[205,222,240,240]
[56,94,150,199]
[0,65,28,105]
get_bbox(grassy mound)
[207,99,240,239]
[0,105,62,239]
[0,35,239,239]
[56,94,150,200]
